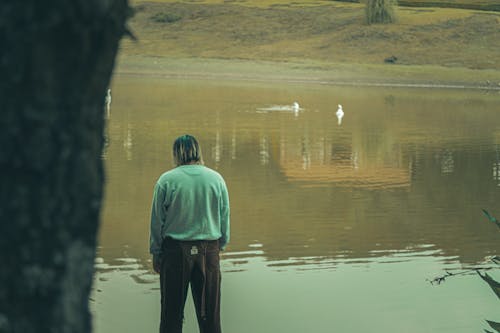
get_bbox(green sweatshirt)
[149,164,230,255]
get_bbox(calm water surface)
[91,76,500,333]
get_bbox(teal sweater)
[150,165,230,255]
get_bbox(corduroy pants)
[160,237,222,333]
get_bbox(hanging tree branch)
[428,209,500,285]
[428,268,492,285]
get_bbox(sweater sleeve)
[150,183,166,256]
[219,179,230,250]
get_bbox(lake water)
[91,75,500,333]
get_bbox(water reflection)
[438,149,455,174]
[98,77,500,266]
[105,88,112,119]
[256,102,302,118]
[92,242,500,333]
[259,135,270,165]
[93,243,459,279]
[231,129,237,161]
[123,124,133,161]
[493,145,500,186]
[94,77,500,332]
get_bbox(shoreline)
[115,55,500,91]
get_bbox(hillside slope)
[122,1,499,70]
[116,1,500,87]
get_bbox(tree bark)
[0,1,129,332]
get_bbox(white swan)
[336,104,344,125]
[292,102,300,117]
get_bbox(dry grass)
[116,0,500,87]
[397,0,500,11]
[131,0,334,7]
[115,55,500,88]
[122,1,500,70]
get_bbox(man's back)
[158,165,229,242]
[150,164,230,256]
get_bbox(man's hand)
[153,254,162,274]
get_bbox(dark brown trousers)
[160,238,222,333]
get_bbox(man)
[150,134,230,333]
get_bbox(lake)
[91,75,500,333]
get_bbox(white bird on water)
[336,104,344,125]
[292,102,300,117]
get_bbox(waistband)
[161,237,219,250]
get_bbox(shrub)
[365,0,397,24]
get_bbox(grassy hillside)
[122,1,500,69]
[116,0,500,87]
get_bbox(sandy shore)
[115,54,500,90]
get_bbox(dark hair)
[172,134,204,166]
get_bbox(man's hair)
[172,134,204,166]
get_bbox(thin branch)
[482,209,500,229]
[428,269,480,285]
[428,266,498,285]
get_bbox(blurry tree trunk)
[365,0,397,24]
[0,1,129,332]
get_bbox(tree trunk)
[0,1,129,332]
